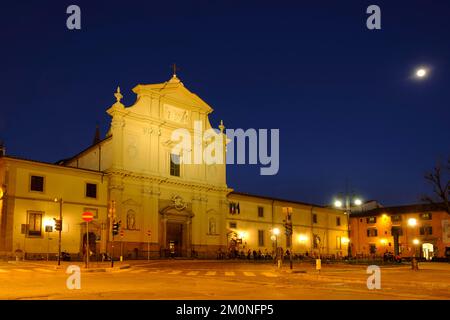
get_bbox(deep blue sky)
[1,1,449,206]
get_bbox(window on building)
[419,213,432,220]
[367,228,378,237]
[366,216,377,224]
[85,183,97,198]
[229,202,240,214]
[369,244,377,254]
[258,230,264,246]
[27,212,42,237]
[419,226,432,236]
[170,154,180,177]
[336,236,342,249]
[336,217,341,226]
[312,214,318,224]
[258,206,264,218]
[229,222,237,229]
[30,175,44,192]
[390,215,402,222]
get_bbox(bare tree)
[422,158,450,215]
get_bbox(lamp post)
[333,193,362,258]
[408,218,419,270]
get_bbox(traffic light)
[113,221,120,236]
[54,218,62,231]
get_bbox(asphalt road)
[0,260,449,300]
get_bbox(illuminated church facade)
[0,75,349,259]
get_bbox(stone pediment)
[132,75,213,114]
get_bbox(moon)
[416,68,427,78]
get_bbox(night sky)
[1,1,449,206]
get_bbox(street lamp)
[271,228,280,256]
[333,193,363,258]
[408,218,417,227]
[43,218,55,261]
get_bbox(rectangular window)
[229,202,240,214]
[28,212,42,237]
[258,206,264,218]
[419,213,432,220]
[369,244,377,254]
[229,222,237,229]
[420,226,432,236]
[30,175,44,192]
[336,236,342,249]
[367,228,378,237]
[366,216,377,224]
[312,214,318,224]
[336,217,341,226]
[390,215,402,222]
[170,154,180,177]
[258,230,265,246]
[85,183,97,198]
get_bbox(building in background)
[349,203,450,259]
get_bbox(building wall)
[0,157,108,257]
[227,193,349,257]
[350,209,449,258]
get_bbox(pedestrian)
[253,250,257,261]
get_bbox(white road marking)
[186,271,199,276]
[225,272,235,276]
[261,272,278,278]
[168,270,182,275]
[243,272,256,277]
[15,269,32,273]
[205,271,216,276]
[0,269,9,273]
[130,269,147,273]
[34,268,54,273]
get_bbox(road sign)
[119,230,125,237]
[82,212,94,222]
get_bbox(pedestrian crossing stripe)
[243,272,256,277]
[261,272,277,277]
[168,270,182,275]
[186,271,199,276]
[15,269,32,273]
[34,268,55,273]
[225,272,235,276]
[0,269,9,273]
[205,271,216,276]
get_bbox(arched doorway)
[422,243,434,260]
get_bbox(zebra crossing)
[127,268,279,278]
[0,267,57,274]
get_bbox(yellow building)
[0,75,346,259]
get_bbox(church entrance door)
[166,222,183,257]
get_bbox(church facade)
[0,75,348,259]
